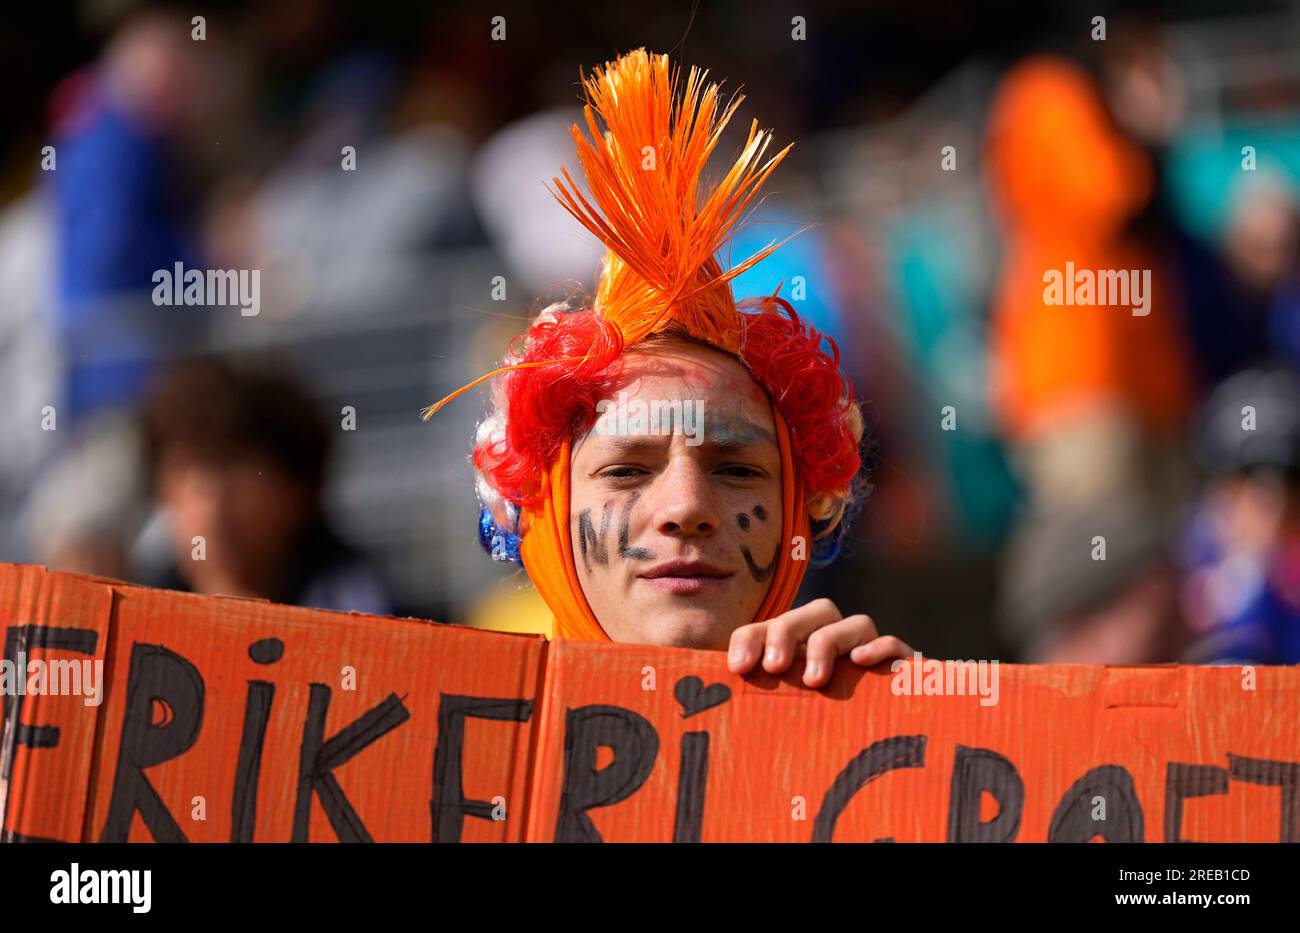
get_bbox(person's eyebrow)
[584,419,775,453]
[704,419,776,447]
[599,436,668,453]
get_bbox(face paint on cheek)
[575,501,613,574]
[740,544,778,581]
[737,502,777,581]
[617,490,655,561]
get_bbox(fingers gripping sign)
[726,598,915,689]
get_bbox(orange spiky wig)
[425,49,868,640]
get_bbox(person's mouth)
[637,559,733,595]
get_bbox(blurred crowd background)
[2,0,1300,664]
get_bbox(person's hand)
[726,598,914,689]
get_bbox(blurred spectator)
[137,354,392,615]
[1216,175,1300,373]
[1000,490,1185,663]
[1182,367,1300,664]
[984,56,1195,465]
[1146,158,1300,388]
[1099,22,1300,390]
[984,56,1196,660]
[46,10,213,423]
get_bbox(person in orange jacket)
[984,56,1196,660]
[432,50,912,687]
[985,56,1193,459]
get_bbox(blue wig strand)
[809,517,844,568]
[478,505,524,566]
[808,484,866,569]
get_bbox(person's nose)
[648,456,720,539]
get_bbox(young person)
[429,49,912,688]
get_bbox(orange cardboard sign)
[2,564,1298,842]
[523,641,1300,842]
[1,565,544,842]
[0,566,113,843]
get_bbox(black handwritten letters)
[92,637,533,843]
[576,493,655,573]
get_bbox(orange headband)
[520,404,812,640]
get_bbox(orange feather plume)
[551,47,793,353]
[422,47,792,419]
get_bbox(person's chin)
[632,587,743,650]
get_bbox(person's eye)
[599,465,650,480]
[716,465,765,479]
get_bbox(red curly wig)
[473,294,864,531]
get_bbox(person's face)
[568,341,783,649]
[157,449,314,595]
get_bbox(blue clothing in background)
[1183,510,1300,665]
[48,81,199,422]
